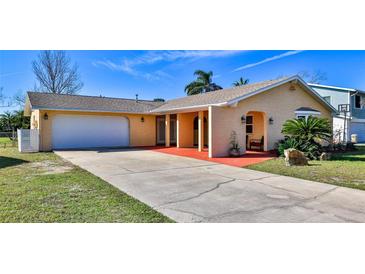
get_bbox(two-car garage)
[51,114,130,149]
[26,91,162,151]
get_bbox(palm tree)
[12,110,30,129]
[0,111,15,131]
[184,70,223,96]
[282,116,332,142]
[233,76,249,87]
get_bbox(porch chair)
[249,136,264,151]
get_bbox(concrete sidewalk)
[55,148,365,222]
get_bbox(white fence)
[17,129,39,152]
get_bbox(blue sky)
[1,50,365,113]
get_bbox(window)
[295,108,321,120]
[323,96,331,104]
[246,115,253,134]
[355,95,361,109]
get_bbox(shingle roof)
[27,92,163,113]
[295,107,320,112]
[151,76,293,112]
[26,75,336,115]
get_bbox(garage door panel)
[52,115,129,149]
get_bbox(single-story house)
[24,75,336,157]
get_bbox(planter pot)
[229,149,241,157]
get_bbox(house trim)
[29,106,153,115]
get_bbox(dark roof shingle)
[295,107,320,112]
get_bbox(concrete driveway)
[55,148,365,222]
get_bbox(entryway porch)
[155,108,270,158]
[156,110,209,152]
[145,146,275,167]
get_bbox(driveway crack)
[155,178,237,208]
[114,163,219,176]
[162,207,206,221]
[205,186,341,222]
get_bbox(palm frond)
[186,70,222,95]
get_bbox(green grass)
[246,147,365,191]
[0,147,173,223]
[0,137,13,144]
[0,137,16,149]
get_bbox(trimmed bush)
[277,117,332,160]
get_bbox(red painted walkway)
[144,146,276,167]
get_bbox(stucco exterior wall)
[209,105,246,157]
[242,83,332,150]
[35,110,156,151]
[209,82,332,157]
[177,112,195,147]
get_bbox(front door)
[156,116,166,145]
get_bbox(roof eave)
[30,106,157,115]
[150,102,226,114]
[308,83,357,92]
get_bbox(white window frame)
[295,110,321,120]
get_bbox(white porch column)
[264,113,268,151]
[165,114,170,147]
[198,111,204,152]
[176,113,180,148]
[208,106,213,158]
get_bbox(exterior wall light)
[241,115,246,124]
[269,117,274,125]
[43,113,49,120]
[141,116,145,123]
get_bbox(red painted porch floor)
[144,146,276,167]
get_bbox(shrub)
[277,137,301,156]
[278,117,332,160]
[282,116,332,141]
[277,136,322,160]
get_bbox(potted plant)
[229,131,242,157]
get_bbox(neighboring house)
[309,83,365,143]
[24,75,335,157]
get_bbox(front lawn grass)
[0,137,11,144]
[0,147,173,223]
[246,147,365,191]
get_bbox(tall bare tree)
[0,87,12,108]
[13,90,26,106]
[298,70,327,84]
[32,50,83,94]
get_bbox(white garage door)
[52,114,129,149]
[351,122,365,143]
